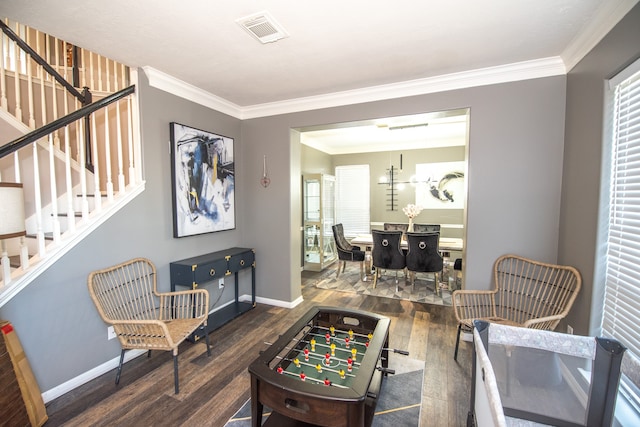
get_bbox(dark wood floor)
[43,270,474,427]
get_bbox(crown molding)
[562,0,639,72]
[143,57,566,120]
[142,66,243,118]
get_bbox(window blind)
[335,165,370,236]
[604,57,640,391]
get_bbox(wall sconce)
[0,182,26,284]
[260,155,271,188]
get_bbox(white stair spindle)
[13,31,22,121]
[127,96,135,185]
[32,142,46,256]
[48,134,61,242]
[63,126,76,232]
[78,120,89,219]
[116,99,125,192]
[91,110,102,212]
[1,30,7,109]
[104,105,114,202]
[26,51,35,128]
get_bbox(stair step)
[9,255,21,268]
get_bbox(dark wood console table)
[170,247,256,342]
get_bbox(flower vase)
[408,218,414,232]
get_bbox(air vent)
[236,11,289,44]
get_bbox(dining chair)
[405,232,443,293]
[331,224,366,280]
[383,223,409,233]
[371,230,406,290]
[412,224,441,233]
[88,258,211,393]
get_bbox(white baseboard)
[41,349,146,403]
[43,294,304,403]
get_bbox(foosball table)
[248,306,407,427]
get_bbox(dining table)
[349,234,463,283]
[349,234,463,253]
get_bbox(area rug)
[224,357,424,427]
[314,263,453,306]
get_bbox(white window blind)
[604,57,640,393]
[335,165,370,236]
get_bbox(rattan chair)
[87,258,210,393]
[452,254,581,360]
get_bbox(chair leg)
[173,354,179,394]
[373,269,378,288]
[205,329,211,357]
[454,324,462,361]
[115,349,126,385]
[359,261,364,281]
[336,261,344,278]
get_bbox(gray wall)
[0,71,244,392]
[1,33,586,397]
[560,4,640,336]
[242,76,567,310]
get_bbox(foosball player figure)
[347,357,353,372]
[294,358,301,368]
[348,329,354,340]
[277,366,283,374]
[325,352,331,365]
[300,372,306,381]
[339,369,346,379]
[304,347,310,361]
[345,337,350,348]
[330,326,336,336]
[310,338,316,352]
[324,378,331,386]
[316,363,322,373]
[325,332,331,344]
[330,343,336,356]
[351,347,358,361]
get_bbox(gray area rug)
[224,357,425,426]
[314,263,453,306]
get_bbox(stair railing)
[0,85,139,292]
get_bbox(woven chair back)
[493,255,581,329]
[88,258,159,322]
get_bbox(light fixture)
[388,123,429,131]
[260,155,271,188]
[0,182,26,239]
[0,182,26,285]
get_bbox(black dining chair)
[412,224,441,233]
[371,230,406,290]
[405,232,443,294]
[383,223,409,233]
[331,224,366,280]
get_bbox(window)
[602,56,640,419]
[335,165,370,236]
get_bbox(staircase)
[0,19,144,306]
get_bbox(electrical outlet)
[219,278,224,289]
[567,325,573,335]
[107,326,116,340]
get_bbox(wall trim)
[42,349,147,403]
[143,57,566,120]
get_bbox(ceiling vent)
[236,11,289,44]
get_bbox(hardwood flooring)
[43,270,474,427]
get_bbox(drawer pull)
[240,260,245,266]
[210,268,216,276]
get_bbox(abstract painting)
[170,122,235,237]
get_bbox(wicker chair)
[87,258,210,393]
[452,254,581,360]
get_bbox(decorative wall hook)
[260,155,271,188]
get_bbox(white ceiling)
[1,1,637,153]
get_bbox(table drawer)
[193,258,227,283]
[228,250,255,273]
